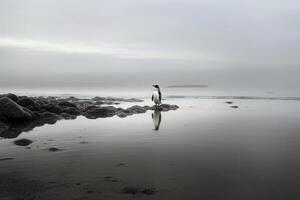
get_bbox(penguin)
[152,85,162,105]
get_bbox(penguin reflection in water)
[151,85,162,130]
[152,110,161,130]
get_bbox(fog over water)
[0,0,300,93]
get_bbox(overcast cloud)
[0,0,299,89]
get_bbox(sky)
[0,0,299,90]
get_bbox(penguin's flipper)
[158,91,162,102]
[151,94,154,101]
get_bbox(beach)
[1,90,300,199]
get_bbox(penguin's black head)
[152,85,160,89]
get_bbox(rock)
[0,94,179,137]
[84,106,118,119]
[141,188,157,195]
[0,157,14,161]
[93,96,143,103]
[58,101,77,108]
[65,96,78,101]
[0,121,9,133]
[151,104,179,111]
[60,113,77,120]
[123,186,139,194]
[92,96,105,101]
[61,107,80,115]
[39,112,59,119]
[14,138,33,146]
[6,93,18,102]
[225,101,233,104]
[83,104,179,119]
[126,98,144,102]
[127,105,147,114]
[42,104,62,114]
[0,97,33,122]
[17,97,36,107]
[117,111,127,118]
[123,186,157,195]
[231,105,239,108]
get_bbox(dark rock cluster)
[0,93,179,138]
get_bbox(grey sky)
[0,0,299,88]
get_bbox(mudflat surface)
[1,98,300,199]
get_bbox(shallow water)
[1,92,300,199]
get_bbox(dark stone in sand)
[103,176,119,182]
[0,97,33,122]
[123,186,139,194]
[231,105,239,108]
[118,162,127,167]
[0,157,14,161]
[141,187,157,195]
[48,147,63,152]
[123,186,157,195]
[225,101,233,104]
[14,138,33,146]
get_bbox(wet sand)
[1,98,300,199]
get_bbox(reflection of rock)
[152,110,161,130]
[0,97,33,122]
[0,93,179,138]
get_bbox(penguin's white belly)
[153,91,160,104]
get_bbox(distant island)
[167,84,208,88]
